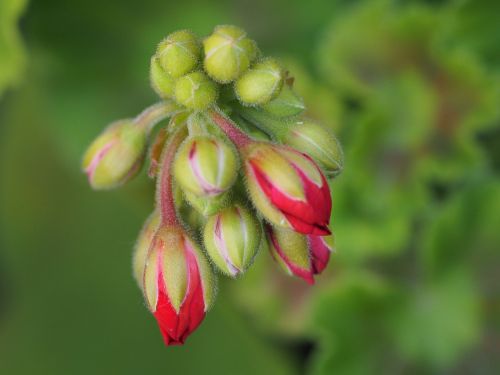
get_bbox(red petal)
[153,241,205,346]
[308,235,332,275]
[284,214,331,236]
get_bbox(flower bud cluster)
[83,25,344,346]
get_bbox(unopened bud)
[261,85,304,117]
[174,136,238,197]
[203,25,258,83]
[235,58,283,106]
[174,71,218,110]
[143,225,216,345]
[150,56,175,98]
[132,211,160,287]
[283,120,343,176]
[265,224,314,284]
[307,233,335,275]
[156,30,200,78]
[203,205,261,277]
[82,120,147,190]
[243,142,332,235]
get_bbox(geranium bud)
[283,120,344,176]
[132,211,160,287]
[143,225,216,345]
[82,120,147,190]
[307,233,335,275]
[183,190,231,216]
[156,30,200,78]
[261,85,304,118]
[235,58,283,105]
[243,142,332,235]
[150,56,175,99]
[174,71,218,110]
[203,25,258,83]
[174,136,238,197]
[265,224,314,284]
[203,205,261,277]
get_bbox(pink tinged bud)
[307,234,335,275]
[143,226,216,346]
[244,143,332,236]
[132,211,161,288]
[174,136,238,197]
[82,120,147,190]
[265,224,314,284]
[203,205,261,277]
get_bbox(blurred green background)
[1,0,499,374]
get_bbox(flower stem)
[156,126,188,226]
[135,100,182,133]
[207,108,253,148]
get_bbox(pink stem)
[157,127,188,226]
[208,109,253,148]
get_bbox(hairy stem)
[135,100,182,133]
[156,126,188,226]
[207,108,253,148]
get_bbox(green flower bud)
[132,210,160,287]
[183,190,231,217]
[82,120,147,190]
[174,71,218,110]
[265,224,314,284]
[156,30,200,78]
[203,25,258,83]
[235,58,283,106]
[203,205,261,277]
[283,120,344,176]
[150,56,175,98]
[261,85,304,118]
[174,136,238,196]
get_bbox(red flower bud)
[143,225,216,345]
[307,234,335,275]
[265,224,314,284]
[244,143,332,235]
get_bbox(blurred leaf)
[422,179,500,290]
[447,0,500,67]
[0,0,27,98]
[308,272,400,375]
[391,270,481,368]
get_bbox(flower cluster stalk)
[156,127,187,225]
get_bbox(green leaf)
[308,272,400,375]
[0,0,27,98]
[422,179,500,284]
[391,270,481,368]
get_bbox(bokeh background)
[1,0,499,374]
